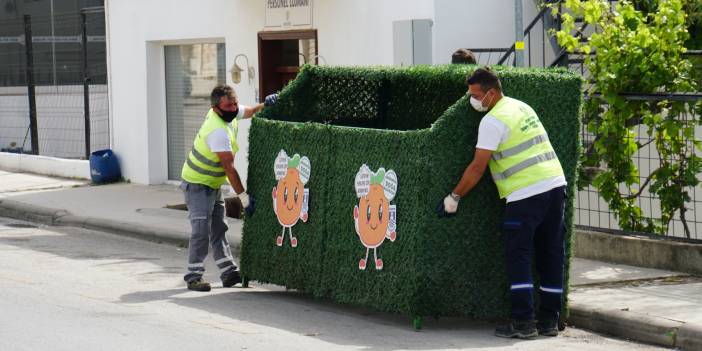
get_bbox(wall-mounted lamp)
[310,54,327,65]
[297,53,327,66]
[230,54,255,85]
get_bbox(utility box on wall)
[393,19,433,66]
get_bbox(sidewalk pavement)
[570,259,702,350]
[0,169,236,249]
[1,169,700,350]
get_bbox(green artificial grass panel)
[241,64,583,319]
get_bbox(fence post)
[81,10,91,160]
[23,14,39,155]
[514,0,524,67]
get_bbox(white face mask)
[470,95,489,112]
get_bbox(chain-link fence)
[0,6,108,159]
[576,93,702,242]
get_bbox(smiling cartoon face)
[353,165,398,250]
[273,150,311,229]
[355,184,390,247]
[274,168,305,226]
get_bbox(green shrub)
[241,65,582,320]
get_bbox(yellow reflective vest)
[486,97,564,199]
[181,108,238,189]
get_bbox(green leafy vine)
[550,0,701,237]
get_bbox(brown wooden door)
[258,29,317,101]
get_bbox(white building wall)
[433,0,545,65]
[109,1,560,185]
[314,1,434,66]
[106,0,263,185]
[106,0,436,185]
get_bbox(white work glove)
[226,188,248,206]
[443,194,459,214]
[237,192,250,209]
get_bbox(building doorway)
[257,29,317,101]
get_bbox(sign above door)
[264,0,313,29]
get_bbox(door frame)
[257,29,318,101]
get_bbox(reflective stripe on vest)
[181,108,237,189]
[185,158,225,178]
[492,134,549,161]
[190,147,223,169]
[486,97,564,198]
[491,151,558,180]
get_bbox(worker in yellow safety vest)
[437,67,567,339]
[180,84,277,292]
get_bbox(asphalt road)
[0,216,669,351]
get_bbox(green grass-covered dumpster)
[241,65,582,326]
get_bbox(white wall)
[106,0,264,185]
[433,0,545,66]
[111,1,560,185]
[106,0,436,185]
[0,152,90,179]
[314,1,434,66]
[434,0,514,65]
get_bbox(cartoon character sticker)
[353,165,398,270]
[273,150,311,248]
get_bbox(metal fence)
[462,2,702,242]
[576,93,702,241]
[0,7,108,159]
[462,48,512,66]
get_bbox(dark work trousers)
[502,185,566,322]
[181,181,238,283]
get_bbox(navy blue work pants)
[502,186,566,322]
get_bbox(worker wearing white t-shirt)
[180,84,277,292]
[437,67,567,339]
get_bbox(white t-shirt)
[476,115,567,203]
[206,105,245,152]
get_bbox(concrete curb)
[56,214,190,248]
[569,302,702,350]
[574,229,702,276]
[679,323,702,351]
[0,198,69,225]
[0,198,243,254]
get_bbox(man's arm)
[241,93,277,118]
[242,104,264,119]
[216,151,245,194]
[437,148,493,217]
[452,148,493,197]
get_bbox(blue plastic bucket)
[89,149,121,184]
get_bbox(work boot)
[537,319,559,337]
[495,320,538,339]
[187,278,211,292]
[222,270,242,288]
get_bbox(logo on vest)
[520,114,540,133]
